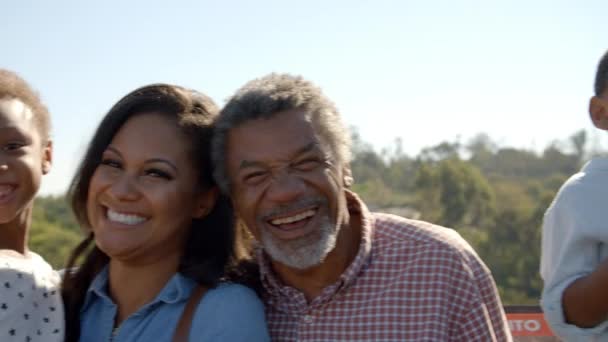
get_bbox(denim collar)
[81,265,195,314]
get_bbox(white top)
[540,157,608,341]
[0,250,64,342]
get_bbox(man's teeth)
[0,185,14,197]
[271,210,315,225]
[107,209,146,225]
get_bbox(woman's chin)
[95,238,138,260]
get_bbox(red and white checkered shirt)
[258,191,512,342]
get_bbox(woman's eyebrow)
[104,146,179,174]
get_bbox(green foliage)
[33,196,80,233]
[413,158,495,229]
[29,196,84,269]
[30,220,82,269]
[351,128,599,305]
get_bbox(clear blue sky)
[3,0,607,195]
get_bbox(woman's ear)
[192,186,219,219]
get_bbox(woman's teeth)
[107,209,147,225]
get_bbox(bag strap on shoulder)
[172,285,208,342]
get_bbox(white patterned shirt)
[0,250,64,342]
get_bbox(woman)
[61,84,269,342]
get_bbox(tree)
[414,158,495,229]
[419,141,461,162]
[29,220,82,269]
[570,129,587,165]
[30,196,83,269]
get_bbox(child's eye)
[145,168,173,180]
[100,158,122,169]
[2,142,26,151]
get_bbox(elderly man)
[212,73,512,341]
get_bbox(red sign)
[507,313,555,337]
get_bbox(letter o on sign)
[523,320,541,332]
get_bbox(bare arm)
[562,258,608,327]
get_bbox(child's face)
[0,98,52,224]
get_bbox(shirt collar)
[81,265,196,314]
[583,156,608,172]
[81,265,111,314]
[338,190,373,288]
[257,190,374,303]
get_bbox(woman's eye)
[145,168,172,180]
[100,158,122,169]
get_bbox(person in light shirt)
[0,69,63,342]
[541,49,608,341]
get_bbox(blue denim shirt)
[80,266,269,341]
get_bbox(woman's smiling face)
[86,112,215,264]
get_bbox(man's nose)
[265,171,306,203]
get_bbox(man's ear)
[589,96,608,130]
[192,186,219,219]
[343,167,354,188]
[42,140,53,175]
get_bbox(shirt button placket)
[302,314,313,324]
[298,313,314,342]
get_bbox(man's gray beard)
[260,214,338,270]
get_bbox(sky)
[2,0,607,195]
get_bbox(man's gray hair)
[212,73,352,194]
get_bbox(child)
[0,69,63,341]
[540,50,608,340]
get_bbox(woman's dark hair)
[61,84,250,342]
